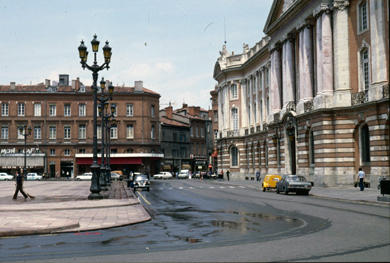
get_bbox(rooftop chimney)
[166,106,173,119]
[45,79,50,88]
[72,80,76,90]
[10,82,15,91]
[134,80,143,93]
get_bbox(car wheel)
[262,185,266,192]
[5,179,9,181]
[147,187,150,191]
[77,178,81,181]
[276,187,280,194]
[284,187,288,195]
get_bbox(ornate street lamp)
[78,34,112,200]
[19,125,32,178]
[106,116,116,185]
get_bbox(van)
[262,174,282,192]
[178,169,190,179]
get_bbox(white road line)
[229,186,235,188]
[179,187,183,189]
[210,186,214,188]
[189,187,193,189]
[199,186,204,188]
[239,186,246,188]
[159,187,163,190]
[169,187,173,189]
[220,186,225,188]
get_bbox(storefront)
[0,148,46,175]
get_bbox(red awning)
[76,157,143,165]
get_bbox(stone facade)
[212,0,389,187]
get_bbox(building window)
[214,110,218,122]
[112,104,117,116]
[64,126,71,139]
[260,100,263,123]
[49,105,56,116]
[173,133,177,142]
[127,104,133,116]
[64,104,71,116]
[266,68,270,87]
[127,125,134,139]
[310,130,315,165]
[191,126,193,137]
[111,127,117,139]
[201,127,204,137]
[151,105,155,117]
[248,106,251,124]
[359,1,368,32]
[201,144,204,156]
[79,125,86,139]
[214,129,218,140]
[360,124,371,163]
[232,108,238,131]
[180,147,186,157]
[49,126,56,139]
[18,103,25,116]
[230,84,238,99]
[180,134,186,142]
[34,104,41,117]
[64,149,70,156]
[2,103,9,116]
[231,146,238,167]
[79,149,86,154]
[265,144,269,167]
[18,127,24,139]
[50,149,55,156]
[34,127,41,139]
[79,104,86,116]
[361,49,370,92]
[258,144,262,166]
[196,126,199,137]
[172,149,178,157]
[277,140,281,167]
[151,125,155,139]
[1,127,8,139]
[97,125,101,139]
[266,97,269,117]
[254,103,257,123]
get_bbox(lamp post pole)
[106,117,116,185]
[78,35,112,200]
[19,125,31,178]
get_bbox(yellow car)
[262,174,282,192]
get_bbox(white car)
[110,172,121,181]
[154,172,173,179]
[26,173,42,181]
[75,172,92,181]
[178,169,190,179]
[0,173,14,181]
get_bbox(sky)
[1,0,273,110]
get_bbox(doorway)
[288,129,296,175]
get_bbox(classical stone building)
[212,0,389,186]
[0,77,162,178]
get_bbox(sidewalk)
[205,179,390,204]
[0,181,150,237]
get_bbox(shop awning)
[181,164,191,170]
[76,157,143,165]
[162,165,171,170]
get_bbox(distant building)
[0,77,162,178]
[212,0,389,186]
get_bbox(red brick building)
[0,77,162,178]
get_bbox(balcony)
[352,90,368,106]
[227,130,239,137]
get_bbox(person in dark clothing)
[226,170,230,181]
[13,171,28,199]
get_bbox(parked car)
[209,173,218,179]
[111,170,123,180]
[0,172,14,181]
[133,174,150,191]
[276,175,312,195]
[153,172,173,179]
[75,172,92,181]
[110,172,121,181]
[193,172,201,178]
[178,169,190,179]
[262,174,282,192]
[26,173,42,181]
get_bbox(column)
[321,10,333,95]
[249,77,254,127]
[298,28,304,102]
[224,84,229,130]
[303,24,314,100]
[261,67,266,124]
[218,87,222,133]
[282,34,295,108]
[240,79,248,129]
[270,45,282,116]
[315,12,323,95]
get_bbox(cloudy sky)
[1,0,273,110]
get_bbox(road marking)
[159,187,163,190]
[220,186,225,188]
[169,187,173,189]
[239,186,246,188]
[210,186,214,188]
[179,187,183,189]
[189,187,193,189]
[137,192,151,205]
[199,186,204,188]
[1,236,21,239]
[229,186,235,188]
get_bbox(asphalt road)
[2,179,389,262]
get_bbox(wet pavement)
[0,181,150,237]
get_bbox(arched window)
[231,147,238,167]
[360,124,370,163]
[231,108,238,131]
[309,130,315,165]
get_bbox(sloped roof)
[160,116,190,127]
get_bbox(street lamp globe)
[91,34,100,53]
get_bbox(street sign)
[208,164,212,168]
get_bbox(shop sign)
[198,166,203,170]
[0,148,39,154]
[195,160,206,165]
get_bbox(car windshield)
[286,176,307,182]
[135,175,148,181]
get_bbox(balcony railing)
[352,90,368,106]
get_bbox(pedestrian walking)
[226,170,230,181]
[357,168,365,191]
[256,169,260,181]
[13,170,29,199]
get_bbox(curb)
[0,222,80,237]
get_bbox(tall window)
[254,103,257,123]
[79,104,86,116]
[258,144,262,166]
[260,100,263,123]
[97,125,101,139]
[201,144,204,156]
[180,147,186,157]
[34,127,41,139]
[49,126,56,139]
[18,103,25,116]
[230,84,238,99]
[79,125,86,139]
[2,103,9,116]
[64,104,71,116]
[34,104,41,116]
[201,127,204,137]
[214,129,218,140]
[64,149,70,156]
[231,146,238,167]
[151,105,155,117]
[64,126,71,139]
[361,124,371,163]
[361,49,370,92]
[191,127,193,137]
[151,125,155,139]
[248,106,251,124]
[196,126,199,137]
[111,127,117,139]
[1,127,8,139]
[50,149,55,156]
[49,105,56,116]
[232,108,238,131]
[214,110,218,122]
[127,104,133,116]
[180,134,186,142]
[127,125,134,139]
[266,97,270,117]
[112,104,117,116]
[172,149,178,157]
[309,131,315,164]
[265,144,269,167]
[359,1,368,32]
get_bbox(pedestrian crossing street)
[148,185,259,191]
